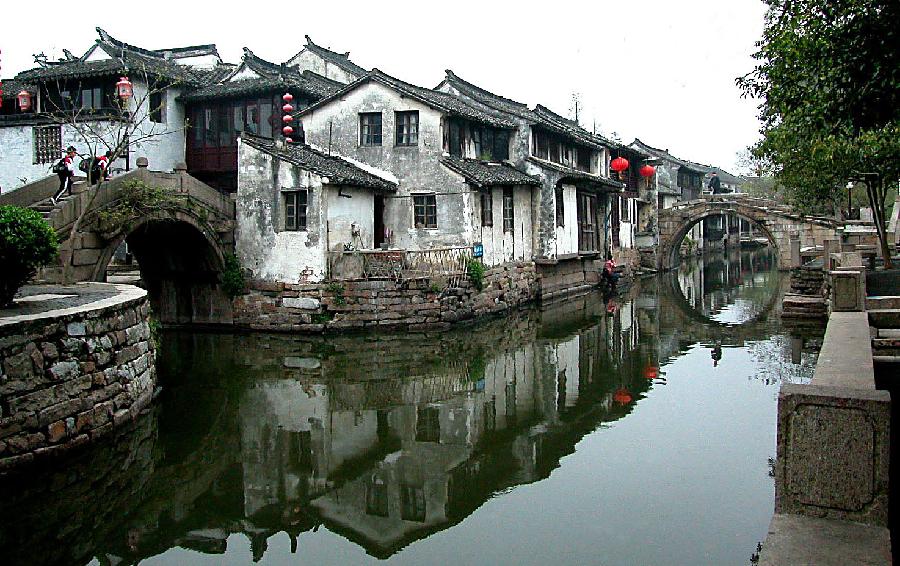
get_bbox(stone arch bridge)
[657,195,842,271]
[0,165,235,325]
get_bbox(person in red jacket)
[90,150,112,185]
[52,146,78,204]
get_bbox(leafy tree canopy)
[738,0,900,214]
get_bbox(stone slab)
[758,513,891,566]
[812,312,874,389]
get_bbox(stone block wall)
[233,262,539,333]
[0,290,156,471]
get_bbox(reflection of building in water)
[235,295,651,558]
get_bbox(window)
[366,476,389,517]
[416,406,441,442]
[555,186,565,227]
[284,190,308,231]
[149,90,166,124]
[502,187,514,233]
[621,198,632,222]
[33,125,61,165]
[577,148,591,172]
[480,191,493,227]
[532,130,549,160]
[413,194,437,229]
[360,112,382,146]
[395,111,418,146]
[400,485,426,522]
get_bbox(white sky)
[1,0,767,173]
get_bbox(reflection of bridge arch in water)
[661,265,784,346]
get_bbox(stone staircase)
[869,296,900,362]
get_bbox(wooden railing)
[329,246,473,284]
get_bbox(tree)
[38,65,187,282]
[738,0,900,267]
[0,205,59,307]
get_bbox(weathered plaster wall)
[472,185,534,266]
[301,82,473,250]
[326,186,375,251]
[0,285,155,471]
[235,140,328,283]
[0,125,99,193]
[287,51,357,84]
[128,82,187,173]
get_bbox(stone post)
[789,232,801,268]
[830,269,866,312]
[822,238,837,271]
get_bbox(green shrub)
[325,282,346,305]
[221,253,246,298]
[0,205,59,307]
[466,257,485,291]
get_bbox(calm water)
[0,248,822,566]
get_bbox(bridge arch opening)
[93,218,233,326]
[663,210,779,272]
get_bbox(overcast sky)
[2,0,767,173]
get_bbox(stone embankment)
[0,284,156,471]
[233,263,538,333]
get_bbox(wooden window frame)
[481,191,493,227]
[32,125,61,165]
[283,190,308,231]
[360,112,383,146]
[502,187,514,233]
[413,194,437,229]
[555,186,565,227]
[395,110,419,146]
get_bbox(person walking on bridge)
[52,146,78,204]
[707,171,723,194]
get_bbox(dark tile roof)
[533,105,614,150]
[180,50,343,102]
[152,44,221,62]
[298,70,518,129]
[241,134,397,191]
[630,138,714,175]
[439,70,615,150]
[441,156,540,187]
[299,36,368,78]
[1,79,35,99]
[526,156,624,191]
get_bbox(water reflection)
[0,248,820,566]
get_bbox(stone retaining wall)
[0,286,156,471]
[233,262,539,332]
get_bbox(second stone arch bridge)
[657,195,842,271]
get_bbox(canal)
[0,247,823,566]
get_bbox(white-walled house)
[235,135,397,284]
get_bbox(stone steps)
[868,309,900,329]
[782,294,827,319]
[758,514,891,566]
[867,296,900,310]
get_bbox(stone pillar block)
[776,384,891,526]
[822,239,838,271]
[830,270,866,312]
[790,234,801,268]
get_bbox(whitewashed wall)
[471,185,534,266]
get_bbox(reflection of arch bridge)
[658,196,841,271]
[658,270,788,348]
[6,166,235,325]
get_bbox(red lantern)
[643,366,658,380]
[282,103,294,113]
[116,76,133,100]
[17,89,32,111]
[282,93,293,103]
[282,125,294,136]
[284,137,293,143]
[613,387,632,406]
[610,156,629,173]
[639,164,655,178]
[282,114,294,123]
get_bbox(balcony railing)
[329,246,473,285]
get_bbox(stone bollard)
[136,157,149,168]
[822,238,838,271]
[830,269,866,312]
[789,233,801,268]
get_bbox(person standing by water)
[52,146,78,204]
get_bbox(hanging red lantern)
[282,114,294,123]
[282,103,294,113]
[116,76,133,100]
[282,125,294,136]
[282,92,293,103]
[613,387,632,406]
[639,164,656,178]
[17,89,32,111]
[610,156,629,173]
